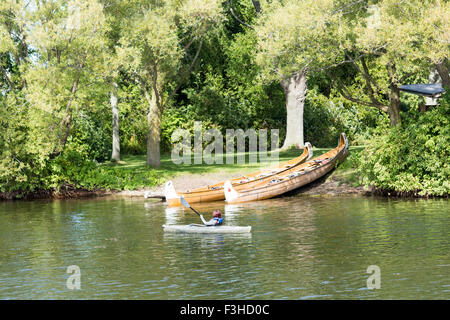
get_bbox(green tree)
[358,93,450,196]
[1,0,110,193]
[0,0,29,94]
[101,0,140,162]
[255,0,449,128]
[25,0,108,157]
[117,0,223,167]
[254,0,338,148]
[346,0,449,125]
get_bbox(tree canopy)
[0,0,448,197]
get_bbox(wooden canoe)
[224,133,349,204]
[162,224,251,234]
[164,142,313,207]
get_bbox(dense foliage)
[359,93,450,196]
[0,0,448,197]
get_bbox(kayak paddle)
[180,196,208,225]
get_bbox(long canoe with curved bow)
[224,133,349,204]
[164,142,313,207]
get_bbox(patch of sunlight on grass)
[98,145,364,186]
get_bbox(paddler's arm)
[199,214,210,225]
[203,217,220,226]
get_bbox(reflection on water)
[163,206,182,225]
[224,204,242,223]
[0,196,448,299]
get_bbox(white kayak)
[162,224,251,234]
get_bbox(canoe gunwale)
[183,146,310,194]
[235,147,347,195]
[165,143,312,205]
[225,133,349,203]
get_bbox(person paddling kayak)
[205,210,223,226]
[179,196,224,227]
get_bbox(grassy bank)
[327,146,364,187]
[100,146,364,190]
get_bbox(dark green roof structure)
[399,84,445,98]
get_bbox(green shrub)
[51,137,163,191]
[71,112,111,162]
[0,96,51,193]
[358,93,450,196]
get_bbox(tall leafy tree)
[0,0,29,94]
[25,0,108,156]
[117,0,223,167]
[255,0,449,128]
[1,0,108,191]
[255,0,336,148]
[101,0,131,162]
[347,0,449,125]
[370,0,449,89]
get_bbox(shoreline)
[0,172,371,201]
[1,171,445,202]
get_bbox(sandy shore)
[115,171,251,198]
[116,171,370,199]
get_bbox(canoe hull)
[165,143,313,207]
[226,150,348,203]
[162,224,252,234]
[225,133,349,204]
[166,189,224,207]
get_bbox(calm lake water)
[0,195,448,299]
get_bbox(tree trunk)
[280,69,307,149]
[110,82,120,162]
[139,72,162,168]
[435,60,450,89]
[146,86,162,167]
[251,0,262,13]
[50,78,79,158]
[387,64,401,126]
[388,83,401,126]
[419,104,428,113]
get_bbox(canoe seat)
[288,171,305,178]
[313,158,330,166]
[268,178,281,185]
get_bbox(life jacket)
[211,217,223,225]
